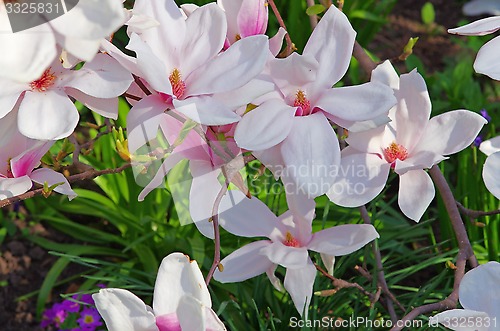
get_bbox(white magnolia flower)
[93,252,226,331]
[431,261,500,331]
[214,190,379,318]
[480,136,500,199]
[0,0,126,83]
[328,61,487,221]
[463,0,500,16]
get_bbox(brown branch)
[360,206,399,322]
[267,0,294,57]
[456,201,500,219]
[306,0,319,29]
[133,74,152,96]
[353,42,377,77]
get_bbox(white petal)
[92,288,158,331]
[283,259,317,318]
[214,241,274,282]
[430,309,490,331]
[316,82,396,122]
[268,53,319,98]
[18,90,79,140]
[219,189,280,238]
[281,113,340,198]
[63,53,133,99]
[474,36,500,80]
[266,264,284,292]
[204,307,227,331]
[55,34,101,62]
[303,5,356,87]
[371,60,400,90]
[269,27,287,57]
[308,224,379,256]
[483,152,500,200]
[413,110,487,156]
[173,96,240,126]
[0,176,32,200]
[0,80,25,119]
[234,99,295,151]
[345,123,390,155]
[260,242,309,269]
[186,35,269,96]
[100,39,141,76]
[459,261,500,318]
[480,136,500,156]
[448,16,500,35]
[66,88,118,120]
[320,254,335,275]
[153,252,211,316]
[177,296,205,331]
[30,168,77,200]
[395,70,431,151]
[398,169,435,222]
[327,153,390,207]
[463,0,500,16]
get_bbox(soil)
[0,1,474,330]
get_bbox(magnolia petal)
[153,253,211,316]
[138,152,186,201]
[0,83,24,119]
[0,176,32,200]
[238,0,268,37]
[459,261,500,318]
[430,309,490,331]
[93,288,158,331]
[316,82,396,122]
[303,5,356,87]
[320,254,335,275]
[345,124,388,154]
[189,160,222,239]
[30,168,77,200]
[18,90,79,140]
[253,144,285,180]
[414,109,487,156]
[260,242,309,269]
[214,241,274,283]
[234,99,295,151]
[127,33,172,95]
[483,153,500,199]
[371,60,400,90]
[474,36,500,80]
[10,141,53,178]
[100,39,141,76]
[218,0,242,43]
[54,33,102,62]
[269,27,287,57]
[180,3,227,76]
[463,0,500,16]
[218,189,279,238]
[266,264,284,292]
[66,88,118,120]
[281,113,340,198]
[268,53,319,98]
[63,53,133,99]
[176,296,205,331]
[448,16,500,36]
[398,169,435,222]
[308,224,379,256]
[480,136,500,156]
[186,35,269,96]
[395,70,431,150]
[327,153,391,207]
[283,259,316,319]
[173,96,240,126]
[205,307,227,331]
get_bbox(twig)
[360,206,399,322]
[353,42,377,76]
[456,201,500,219]
[306,0,318,29]
[133,74,152,96]
[267,0,294,57]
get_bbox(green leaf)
[349,10,387,24]
[306,4,325,16]
[421,2,435,25]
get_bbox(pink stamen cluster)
[384,142,409,164]
[169,68,186,99]
[283,231,300,247]
[30,68,56,92]
[293,90,312,116]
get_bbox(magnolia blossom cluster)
[2,0,499,329]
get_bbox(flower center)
[235,34,241,42]
[293,90,312,116]
[30,68,56,92]
[383,142,408,164]
[83,315,94,324]
[169,68,186,99]
[283,231,300,247]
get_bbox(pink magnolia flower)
[0,53,133,140]
[0,111,76,200]
[328,61,487,221]
[448,16,500,80]
[214,190,379,318]
[234,5,396,198]
[463,0,500,16]
[0,0,126,83]
[93,252,226,331]
[126,0,269,126]
[430,261,500,331]
[218,0,268,45]
[480,136,500,199]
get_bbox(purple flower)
[480,109,491,122]
[474,136,483,147]
[79,294,95,306]
[52,303,68,327]
[61,298,80,313]
[76,308,102,330]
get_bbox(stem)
[353,42,377,76]
[267,0,294,57]
[306,0,318,29]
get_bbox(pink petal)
[448,16,500,36]
[459,261,500,317]
[237,0,268,37]
[269,27,287,57]
[474,35,500,80]
[30,168,77,200]
[283,259,316,318]
[11,141,53,177]
[173,96,240,126]
[66,88,118,120]
[398,169,435,222]
[260,242,309,269]
[371,60,400,90]
[0,176,32,200]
